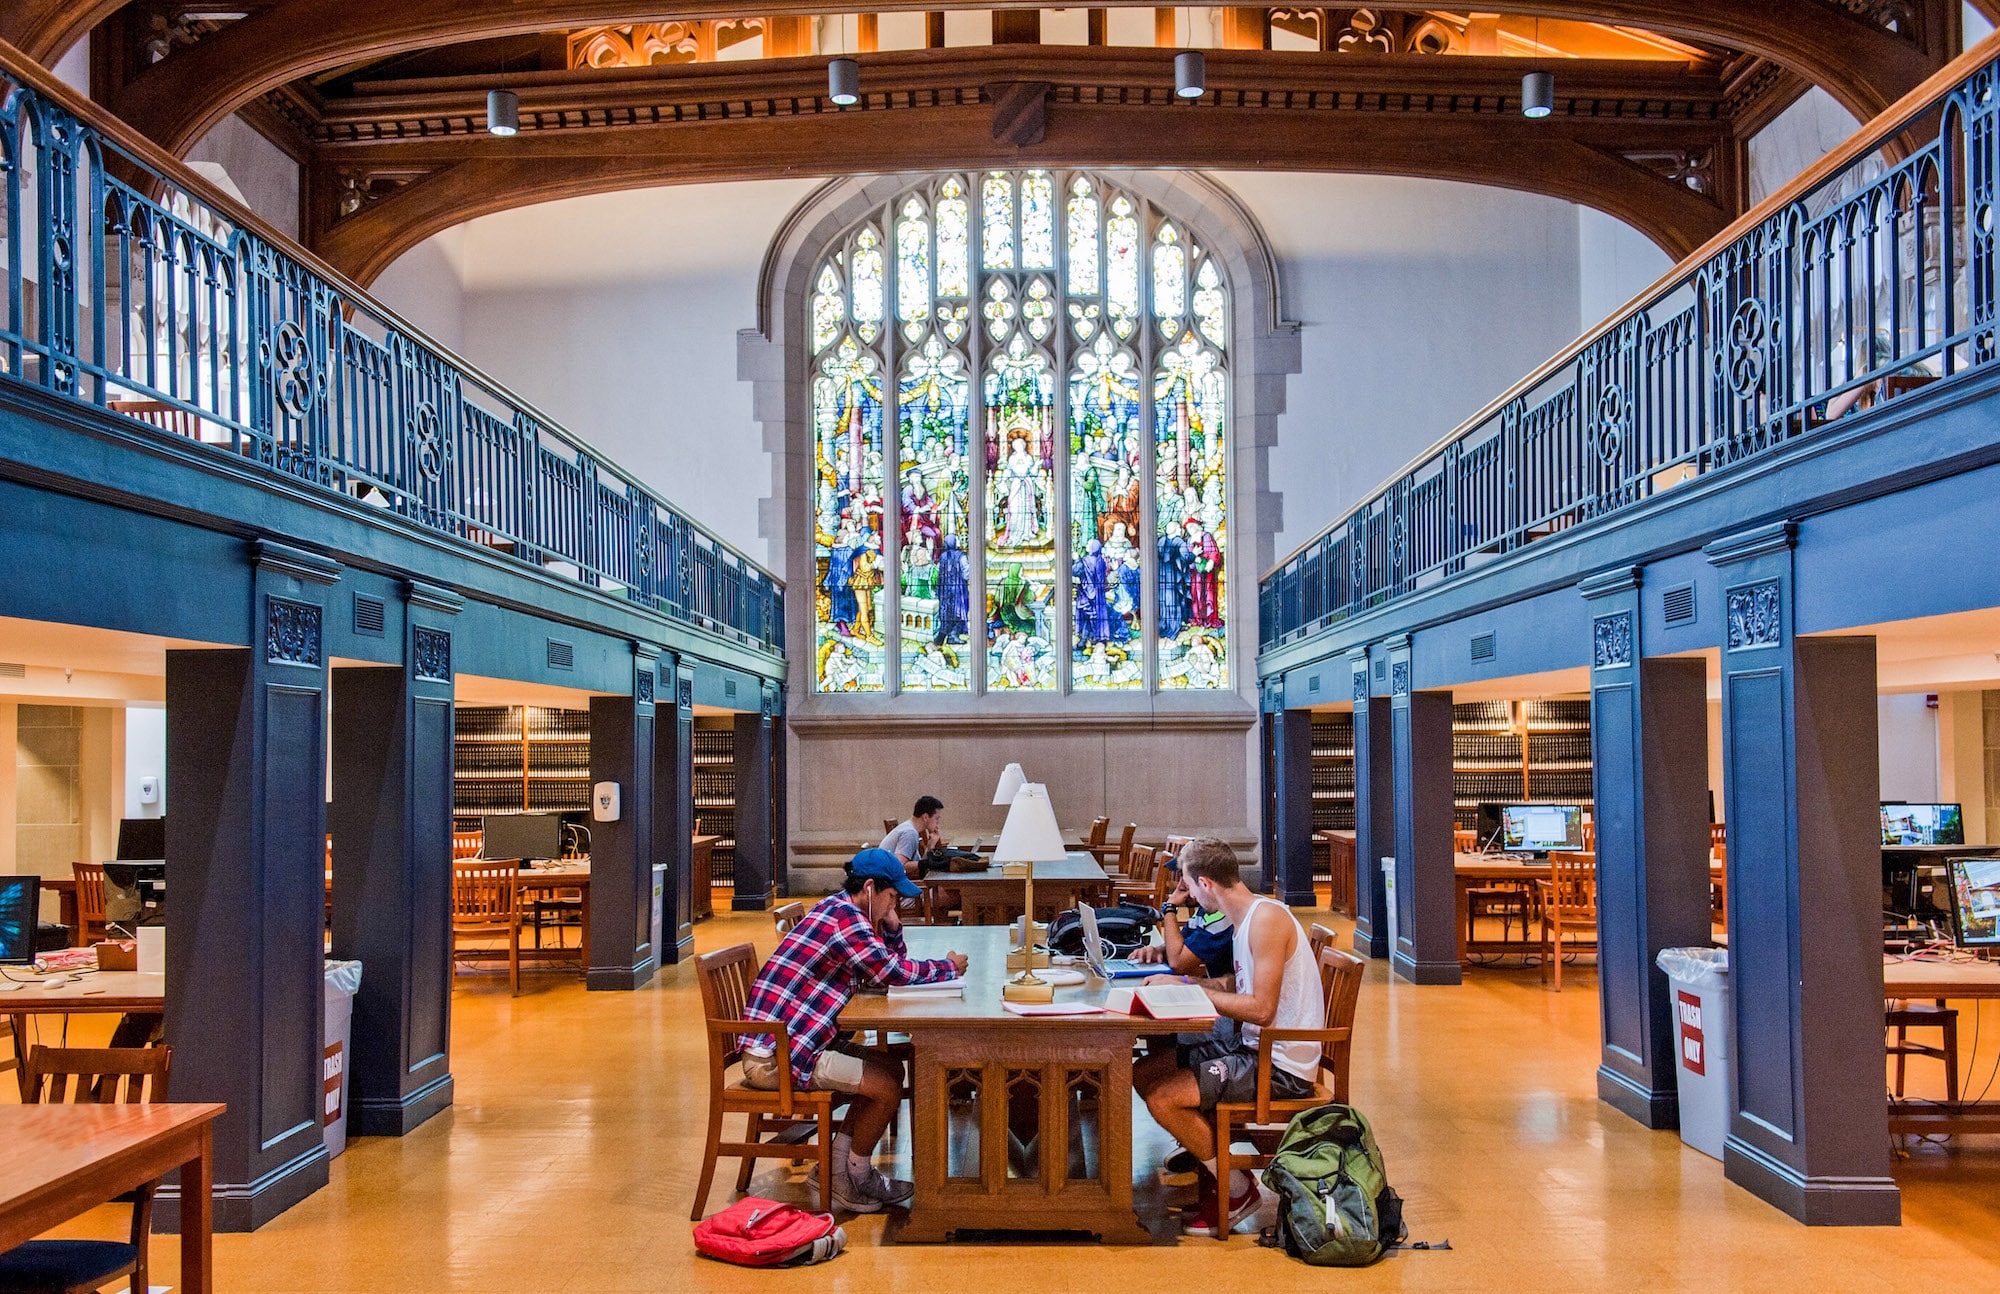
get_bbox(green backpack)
[1260,1102,1406,1266]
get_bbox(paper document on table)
[888,978,965,999]
[1000,1001,1106,1016]
[1103,983,1215,1020]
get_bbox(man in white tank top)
[1132,838,1326,1237]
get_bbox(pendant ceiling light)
[1521,70,1554,118]
[1175,50,1206,99]
[486,88,519,136]
[829,57,860,106]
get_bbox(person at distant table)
[882,795,957,921]
[1131,838,1325,1237]
[740,848,967,1214]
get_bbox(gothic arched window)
[808,170,1230,695]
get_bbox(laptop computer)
[1077,902,1158,979]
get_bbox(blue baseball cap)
[847,846,921,898]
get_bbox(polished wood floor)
[15,908,2000,1290]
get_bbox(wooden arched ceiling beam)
[0,0,126,65]
[315,98,1728,287]
[117,0,1933,158]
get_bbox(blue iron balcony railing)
[0,53,782,656]
[1259,37,2000,656]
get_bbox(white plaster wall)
[122,706,165,820]
[1747,88,1861,208]
[51,41,89,95]
[186,115,301,243]
[1969,4,1995,47]
[369,226,469,355]
[1221,173,1591,557]
[1578,207,1673,332]
[1879,693,1942,803]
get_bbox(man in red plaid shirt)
[742,847,968,1213]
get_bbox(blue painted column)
[328,579,460,1136]
[1580,566,1713,1130]
[732,692,777,911]
[1271,702,1317,907]
[163,540,340,1230]
[1389,637,1460,985]
[586,648,660,990]
[1705,523,1897,1225]
[654,655,697,964]
[1350,647,1394,959]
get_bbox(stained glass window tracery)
[805,172,1229,695]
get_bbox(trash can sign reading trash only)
[1677,990,1705,1076]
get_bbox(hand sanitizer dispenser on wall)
[592,782,621,822]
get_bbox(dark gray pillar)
[1390,635,1459,985]
[1350,649,1394,959]
[655,657,696,964]
[328,579,459,1137]
[770,684,790,899]
[732,699,776,912]
[587,651,658,991]
[1258,703,1279,894]
[1706,523,1897,1225]
[162,541,338,1231]
[1272,707,1316,907]
[1581,566,1712,1130]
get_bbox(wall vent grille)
[1663,584,1696,626]
[0,662,24,679]
[547,640,575,670]
[1470,632,1496,662]
[353,593,386,637]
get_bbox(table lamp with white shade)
[994,782,1067,1001]
[991,761,1027,807]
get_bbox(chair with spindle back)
[690,943,837,1221]
[1083,817,1110,853]
[452,861,523,995]
[1113,845,1160,905]
[1307,922,1339,966]
[0,1045,173,1294]
[1208,948,1367,1237]
[452,830,484,860]
[772,901,807,937]
[1453,828,1478,854]
[1581,820,1597,852]
[71,861,109,945]
[1535,852,1598,990]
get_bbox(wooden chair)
[0,1045,173,1294]
[70,861,108,945]
[1082,817,1110,854]
[452,830,484,860]
[1113,845,1160,904]
[452,862,523,995]
[1887,999,1959,1102]
[1452,828,1478,854]
[690,943,837,1221]
[1307,922,1339,964]
[882,818,899,836]
[1709,823,1727,860]
[1210,947,1366,1232]
[0,1017,16,1084]
[1089,822,1135,876]
[1535,852,1598,990]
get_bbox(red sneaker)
[1182,1174,1260,1238]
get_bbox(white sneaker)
[847,1161,916,1208]
[806,1163,884,1215]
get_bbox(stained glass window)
[804,172,1230,695]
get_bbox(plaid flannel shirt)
[742,891,958,1088]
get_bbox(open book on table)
[1102,982,1216,1021]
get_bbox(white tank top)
[1234,897,1326,1084]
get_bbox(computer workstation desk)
[2,970,166,1098]
[1884,957,2000,1136]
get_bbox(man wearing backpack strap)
[1131,839,1325,1237]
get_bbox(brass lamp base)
[1006,945,1052,971]
[1001,974,1056,1003]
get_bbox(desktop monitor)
[1948,857,2000,948]
[1880,803,1965,846]
[1501,804,1584,855]
[116,816,166,861]
[103,862,167,930]
[1474,803,1509,847]
[0,874,38,965]
[482,813,563,863]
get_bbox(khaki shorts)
[742,1045,867,1094]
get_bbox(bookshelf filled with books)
[694,718,737,886]
[1451,699,1593,832]
[453,706,593,821]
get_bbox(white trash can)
[323,959,363,1157]
[1656,947,1730,1160]
[1380,858,1398,954]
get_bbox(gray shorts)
[742,1043,867,1094]
[1178,1037,1315,1113]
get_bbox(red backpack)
[694,1197,846,1267]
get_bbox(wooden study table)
[841,927,1202,1244]
[1885,958,2000,1135]
[0,1104,222,1294]
[691,835,721,921]
[3,971,167,1099]
[1452,853,1724,966]
[922,854,1110,927]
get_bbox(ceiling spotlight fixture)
[1521,70,1554,119]
[1175,49,1206,100]
[486,88,519,136]
[829,56,860,106]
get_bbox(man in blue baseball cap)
[740,847,968,1213]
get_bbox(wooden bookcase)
[453,705,592,820]
[693,718,737,885]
